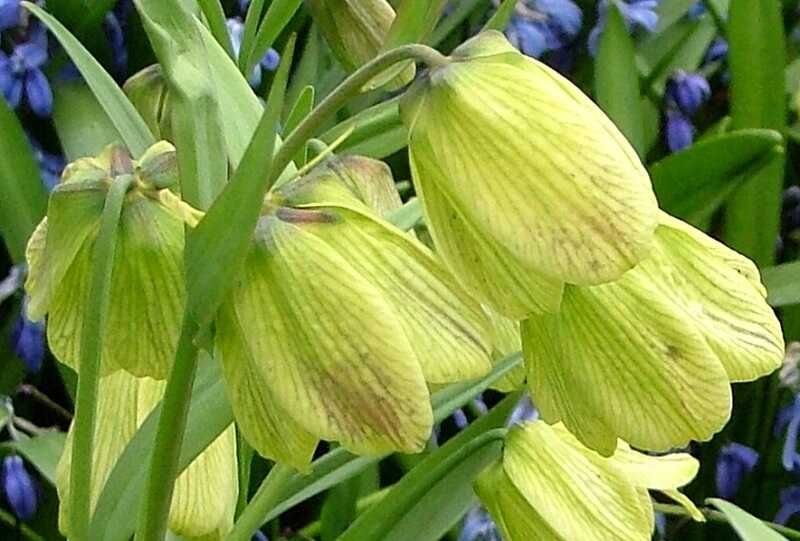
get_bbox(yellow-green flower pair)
[400,30,784,455]
[25,143,495,471]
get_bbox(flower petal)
[217,300,318,470]
[226,214,433,455]
[409,155,564,319]
[297,207,493,384]
[655,214,784,382]
[500,421,653,540]
[24,69,52,117]
[523,253,733,454]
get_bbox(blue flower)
[11,311,45,373]
[459,505,502,541]
[664,110,694,153]
[226,18,280,87]
[452,408,468,429]
[2,455,36,521]
[28,135,64,191]
[688,1,705,19]
[665,70,710,115]
[0,0,20,32]
[507,395,539,426]
[505,0,583,58]
[251,531,268,541]
[704,37,728,64]
[715,443,759,499]
[104,11,128,78]
[0,27,52,116]
[260,48,280,72]
[589,0,660,55]
[777,395,800,471]
[776,487,800,525]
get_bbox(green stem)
[68,174,133,541]
[226,463,295,541]
[268,43,449,188]
[134,315,200,541]
[299,486,393,538]
[654,503,800,540]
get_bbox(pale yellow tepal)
[524,213,784,456]
[400,31,658,319]
[475,421,703,541]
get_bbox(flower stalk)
[68,173,134,541]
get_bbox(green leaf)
[196,0,234,58]
[595,4,644,156]
[52,82,124,161]
[338,395,518,541]
[384,0,448,49]
[708,499,789,541]
[134,0,228,209]
[284,85,315,167]
[762,262,800,307]
[650,129,783,225]
[724,0,786,266]
[321,97,406,159]
[483,0,520,32]
[2,431,66,485]
[430,0,484,47]
[184,36,294,328]
[385,198,422,231]
[89,357,234,541]
[241,0,303,76]
[0,96,47,263]
[24,2,154,158]
[655,0,701,33]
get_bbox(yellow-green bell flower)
[305,0,415,89]
[56,370,238,540]
[216,156,493,469]
[400,31,658,319]
[523,213,784,456]
[24,142,196,379]
[475,421,703,541]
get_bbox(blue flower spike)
[2,455,37,522]
[11,310,45,373]
[715,442,759,499]
[0,27,52,116]
[506,0,583,59]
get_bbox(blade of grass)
[197,0,234,58]
[24,3,154,158]
[240,0,303,77]
[0,96,47,263]
[483,0,519,32]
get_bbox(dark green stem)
[268,43,449,188]
[69,175,133,541]
[134,315,200,541]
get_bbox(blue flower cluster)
[715,442,759,500]
[663,70,711,152]
[505,0,582,59]
[459,505,502,541]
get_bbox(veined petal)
[403,31,658,300]
[45,192,185,378]
[297,207,493,384]
[500,421,653,540]
[609,443,699,491]
[484,305,525,392]
[410,155,564,319]
[216,300,317,470]
[654,214,783,382]
[523,256,732,454]
[226,214,432,455]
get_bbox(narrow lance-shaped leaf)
[24,2,154,157]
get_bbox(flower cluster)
[505,0,582,59]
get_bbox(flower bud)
[123,64,173,140]
[401,31,658,319]
[24,142,191,379]
[523,212,783,455]
[474,421,702,541]
[2,455,37,521]
[217,156,493,468]
[137,140,178,189]
[306,0,415,89]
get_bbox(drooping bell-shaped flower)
[523,213,784,455]
[305,0,415,88]
[400,31,658,319]
[24,142,197,379]
[56,369,238,539]
[216,155,493,469]
[474,421,703,541]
